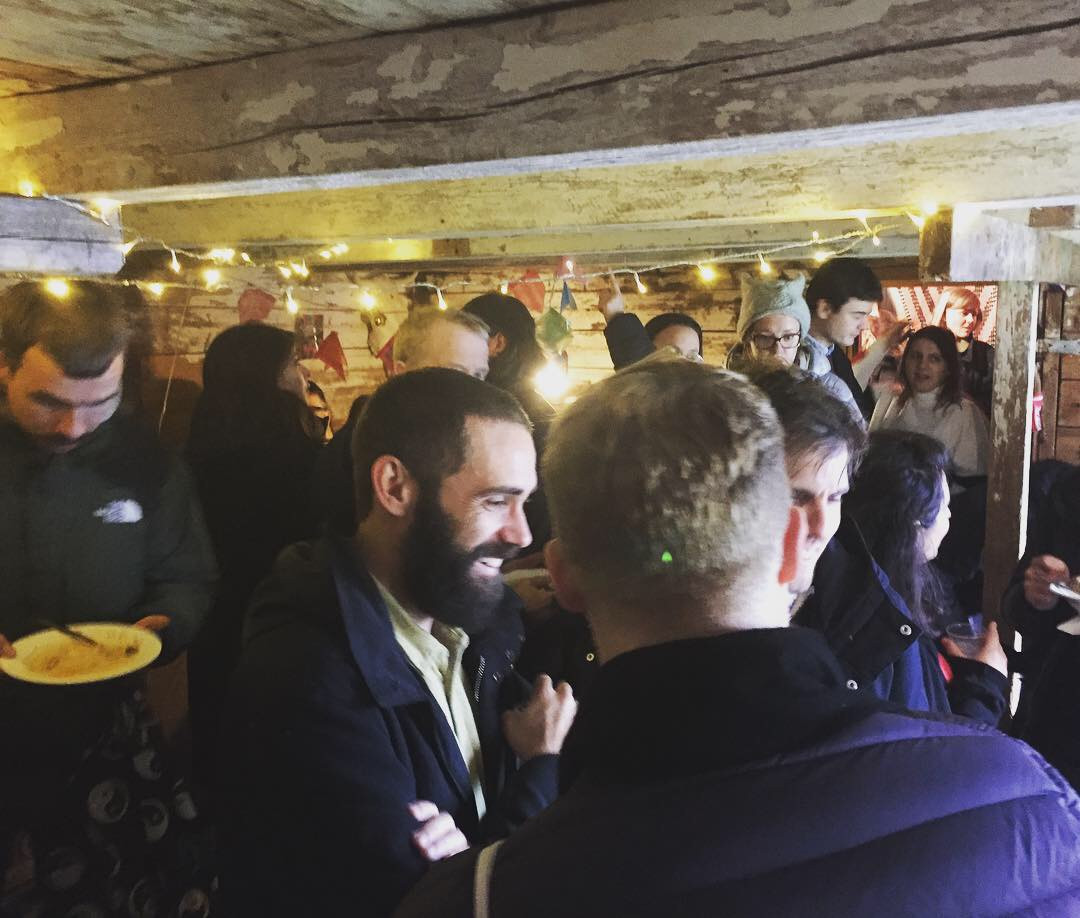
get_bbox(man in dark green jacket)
[0,280,216,913]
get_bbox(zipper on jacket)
[474,654,486,703]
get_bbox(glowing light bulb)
[360,290,376,310]
[240,252,252,264]
[436,288,448,310]
[331,243,349,255]
[872,234,882,247]
[278,265,293,279]
[208,248,235,263]
[17,179,37,197]
[813,250,831,264]
[499,282,509,295]
[319,250,333,260]
[698,264,717,283]
[91,197,121,219]
[44,278,70,298]
[203,267,222,287]
[812,230,820,242]
[146,282,165,297]
[634,272,647,294]
[534,361,570,400]
[285,288,299,314]
[563,258,575,274]
[169,250,182,273]
[757,254,773,275]
[289,261,310,279]
[921,201,939,216]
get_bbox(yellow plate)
[0,623,162,685]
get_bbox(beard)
[401,490,520,633]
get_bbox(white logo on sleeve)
[93,499,144,524]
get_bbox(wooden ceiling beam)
[119,118,1080,251]
[3,0,1080,196]
[0,195,122,274]
[921,205,1080,285]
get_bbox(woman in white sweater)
[869,326,989,479]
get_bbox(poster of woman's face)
[879,284,997,345]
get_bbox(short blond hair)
[543,355,790,606]
[393,307,489,366]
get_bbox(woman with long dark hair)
[869,326,989,478]
[186,323,323,793]
[462,293,554,548]
[842,430,1006,720]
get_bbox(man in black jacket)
[0,280,217,912]
[803,257,886,419]
[1003,461,1080,784]
[395,356,1080,918]
[221,368,575,917]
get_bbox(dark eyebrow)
[31,388,121,409]
[478,487,527,498]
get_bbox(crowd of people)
[2,258,1079,917]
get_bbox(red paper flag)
[508,271,547,313]
[237,287,275,323]
[316,331,348,381]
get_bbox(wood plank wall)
[1,257,918,448]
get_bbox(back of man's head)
[805,257,882,312]
[392,307,490,378]
[0,280,135,376]
[742,361,867,473]
[352,367,529,521]
[543,356,792,633]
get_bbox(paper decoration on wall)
[508,271,547,313]
[560,281,578,312]
[537,305,573,354]
[294,314,324,359]
[237,287,275,323]
[377,337,396,377]
[317,331,348,381]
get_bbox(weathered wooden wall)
[134,264,747,445]
[4,0,1080,195]
[0,255,911,446]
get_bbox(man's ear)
[489,332,508,358]
[813,299,833,322]
[778,506,806,587]
[390,359,407,378]
[544,539,588,614]
[369,455,419,519]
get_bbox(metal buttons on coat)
[900,624,913,636]
[845,679,859,690]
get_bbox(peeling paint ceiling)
[0,0,565,97]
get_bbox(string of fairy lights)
[8,182,941,410]
[5,183,940,317]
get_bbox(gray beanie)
[737,273,811,342]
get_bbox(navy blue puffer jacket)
[396,628,1080,918]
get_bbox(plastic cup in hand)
[946,621,985,657]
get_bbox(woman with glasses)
[729,273,861,418]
